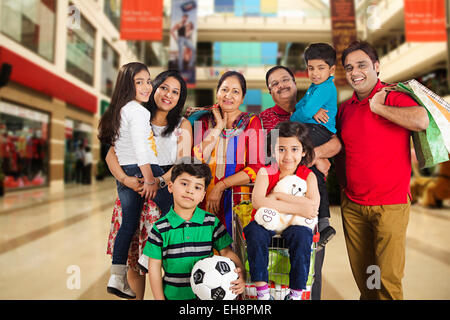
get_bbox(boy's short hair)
[171,159,212,188]
[272,121,315,166]
[304,43,336,67]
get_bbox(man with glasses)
[260,66,296,133]
[259,65,341,300]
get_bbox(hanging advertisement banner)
[330,0,357,87]
[169,0,198,86]
[120,0,163,41]
[404,0,447,42]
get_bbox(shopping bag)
[394,80,450,168]
[232,200,253,228]
[411,118,448,168]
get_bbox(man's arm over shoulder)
[370,89,429,132]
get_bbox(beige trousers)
[340,193,410,300]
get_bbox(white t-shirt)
[84,152,93,165]
[152,118,185,166]
[114,100,158,166]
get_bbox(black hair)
[98,62,150,145]
[265,66,295,89]
[171,159,212,188]
[341,40,379,67]
[272,121,315,166]
[304,43,336,67]
[147,70,187,137]
[216,70,247,97]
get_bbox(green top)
[143,206,233,300]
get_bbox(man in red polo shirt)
[336,41,429,300]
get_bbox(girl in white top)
[98,62,159,300]
[105,70,192,299]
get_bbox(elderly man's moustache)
[277,87,291,94]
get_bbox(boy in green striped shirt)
[144,162,245,300]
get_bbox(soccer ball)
[190,255,238,300]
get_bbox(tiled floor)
[0,177,448,300]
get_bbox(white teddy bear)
[254,175,318,234]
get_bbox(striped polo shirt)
[143,206,233,300]
[259,104,292,133]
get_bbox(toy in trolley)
[230,185,320,300]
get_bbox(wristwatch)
[158,176,167,188]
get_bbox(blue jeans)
[304,123,333,220]
[112,164,173,265]
[244,221,313,290]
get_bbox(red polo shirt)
[337,80,417,205]
[251,163,312,219]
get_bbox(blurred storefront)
[0,101,49,190]
[0,42,97,192]
[0,0,141,193]
[64,119,92,184]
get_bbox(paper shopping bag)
[411,116,449,168]
[395,81,450,168]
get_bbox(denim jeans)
[112,164,173,265]
[244,221,313,290]
[303,123,333,148]
[310,166,330,219]
[304,123,333,220]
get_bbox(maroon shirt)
[259,105,292,133]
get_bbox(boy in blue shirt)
[290,44,337,297]
[291,42,337,143]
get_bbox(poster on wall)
[120,0,164,41]
[404,0,447,42]
[169,0,198,86]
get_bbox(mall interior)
[0,0,449,300]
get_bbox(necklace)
[219,112,252,138]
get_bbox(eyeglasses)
[269,77,293,90]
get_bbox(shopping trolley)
[231,185,320,300]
